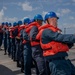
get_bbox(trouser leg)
[24,43,32,75]
[49,59,72,75]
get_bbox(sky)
[0,0,75,34]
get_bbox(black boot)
[21,68,24,73]
[4,52,7,55]
[4,50,7,55]
[17,61,21,67]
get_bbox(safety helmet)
[2,22,5,25]
[44,11,59,20]
[18,20,22,25]
[8,23,12,26]
[34,14,43,21]
[5,22,9,25]
[13,22,17,26]
[23,18,30,24]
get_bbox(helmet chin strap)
[47,19,50,24]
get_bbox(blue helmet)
[2,22,5,25]
[18,20,22,25]
[8,23,12,26]
[34,14,43,21]
[13,22,17,26]
[5,22,9,25]
[24,18,30,24]
[44,11,59,20]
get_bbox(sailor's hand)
[16,36,20,39]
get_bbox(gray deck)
[0,45,75,75]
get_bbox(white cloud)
[72,0,75,2]
[4,17,18,23]
[19,2,33,11]
[56,12,61,16]
[66,24,75,28]
[0,9,4,23]
[57,8,71,16]
[61,9,71,14]
[0,7,17,23]
[3,6,7,10]
[62,23,75,29]
[18,2,41,11]
[0,6,7,22]
[42,11,48,17]
[0,9,4,18]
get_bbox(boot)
[17,61,21,67]
[4,52,7,55]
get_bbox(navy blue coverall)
[0,29,3,49]
[23,30,32,75]
[30,26,47,75]
[3,28,8,55]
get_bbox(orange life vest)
[36,24,69,56]
[17,25,25,37]
[9,27,15,38]
[22,22,40,46]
